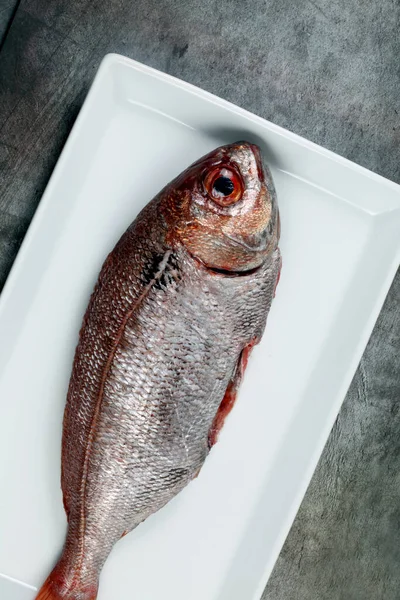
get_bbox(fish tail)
[35,564,98,600]
[35,576,61,600]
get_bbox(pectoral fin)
[208,339,258,448]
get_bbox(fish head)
[162,141,280,272]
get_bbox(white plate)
[0,54,399,600]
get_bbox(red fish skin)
[35,142,281,599]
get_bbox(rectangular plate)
[0,54,399,600]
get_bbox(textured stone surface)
[0,0,18,45]
[0,1,399,598]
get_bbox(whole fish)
[36,141,281,600]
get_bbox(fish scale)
[36,142,281,600]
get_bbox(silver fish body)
[36,142,281,600]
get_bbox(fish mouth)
[223,233,268,253]
[230,141,265,183]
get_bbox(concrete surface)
[0,1,399,598]
[0,0,18,45]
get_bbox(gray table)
[0,1,399,598]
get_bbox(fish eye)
[203,167,244,206]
